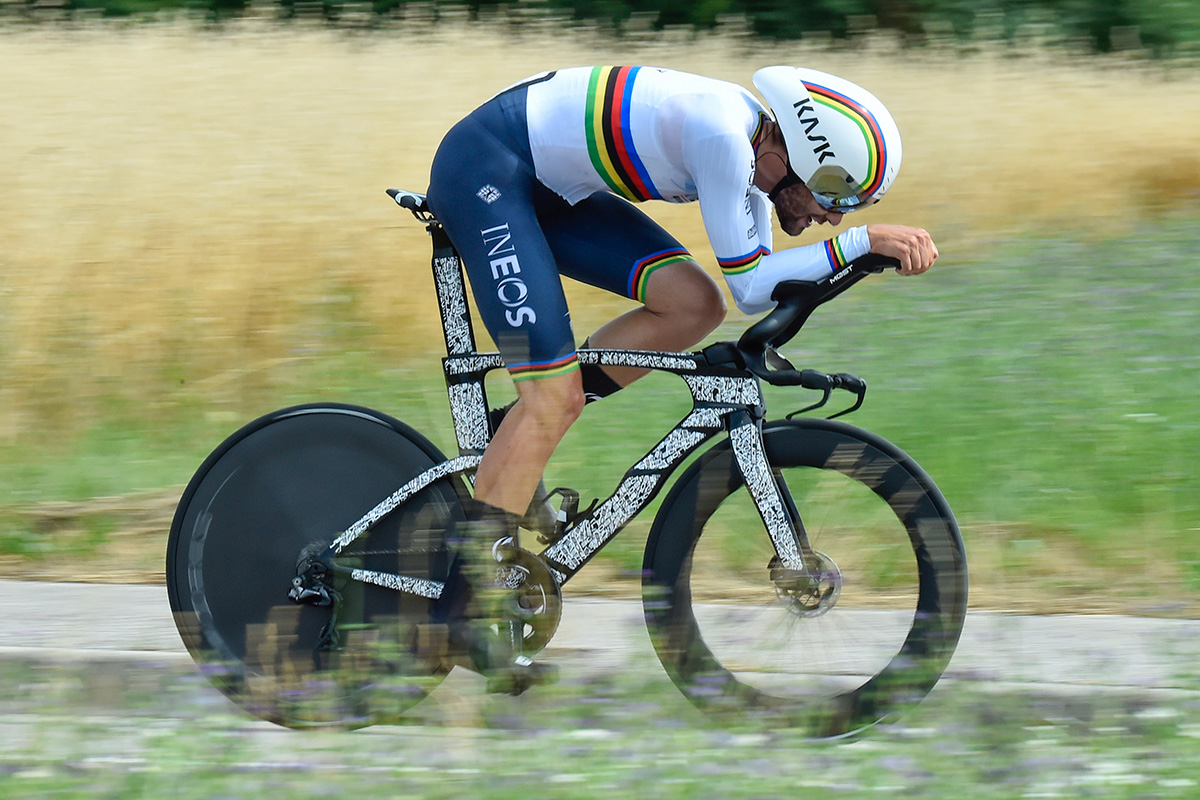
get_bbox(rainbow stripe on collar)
[750,111,771,152]
[585,67,664,203]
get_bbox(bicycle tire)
[643,417,967,739]
[166,403,467,728]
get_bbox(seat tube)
[428,222,491,458]
[428,223,479,358]
[727,412,806,571]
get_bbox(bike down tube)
[540,355,763,582]
[538,405,722,581]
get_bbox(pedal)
[536,487,577,544]
[538,489,598,545]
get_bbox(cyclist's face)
[773,182,846,237]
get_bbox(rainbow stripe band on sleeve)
[628,248,696,303]
[824,236,849,271]
[718,245,769,276]
[585,67,663,203]
[508,352,580,383]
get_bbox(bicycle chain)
[337,547,444,558]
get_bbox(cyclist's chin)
[780,217,810,237]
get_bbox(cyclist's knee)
[689,276,728,335]
[552,375,586,426]
[646,261,726,339]
[515,370,585,435]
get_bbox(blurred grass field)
[1,20,1199,611]
[2,657,1200,798]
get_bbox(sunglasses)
[768,165,877,213]
[807,166,878,212]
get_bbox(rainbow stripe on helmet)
[804,81,889,202]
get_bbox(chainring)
[493,545,563,654]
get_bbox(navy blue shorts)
[426,86,694,381]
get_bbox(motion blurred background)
[1,1,1198,611]
[2,2,1200,795]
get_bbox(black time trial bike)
[165,188,968,739]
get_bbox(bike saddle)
[386,188,429,213]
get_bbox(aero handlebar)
[737,253,900,387]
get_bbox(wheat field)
[2,19,1199,439]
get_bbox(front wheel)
[166,403,467,728]
[643,418,967,739]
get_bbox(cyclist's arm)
[684,114,876,314]
[695,172,871,312]
[684,125,779,312]
[747,187,773,255]
[728,227,872,313]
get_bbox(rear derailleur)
[288,541,337,607]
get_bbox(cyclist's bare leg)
[472,370,586,517]
[437,371,582,692]
[585,259,726,387]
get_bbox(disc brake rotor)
[768,551,842,618]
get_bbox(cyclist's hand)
[865,225,939,275]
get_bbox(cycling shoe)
[485,654,559,696]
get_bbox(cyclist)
[425,65,938,693]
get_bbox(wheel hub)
[289,540,337,607]
[768,552,842,617]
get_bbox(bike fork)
[727,413,817,574]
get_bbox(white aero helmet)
[752,66,902,212]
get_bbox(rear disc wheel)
[166,403,467,728]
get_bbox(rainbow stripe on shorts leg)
[508,352,580,383]
[718,245,769,277]
[627,248,697,303]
